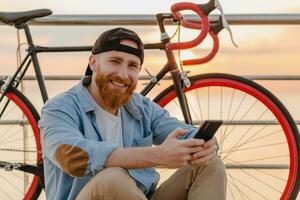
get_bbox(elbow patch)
[55,144,89,177]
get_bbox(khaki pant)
[76,158,227,200]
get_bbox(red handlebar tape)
[167,2,209,51]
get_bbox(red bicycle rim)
[6,91,42,200]
[157,78,298,199]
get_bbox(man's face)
[89,39,141,110]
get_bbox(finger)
[190,152,215,166]
[204,137,218,147]
[198,157,214,166]
[192,145,217,159]
[203,137,218,148]
[168,128,188,139]
[186,146,205,154]
[180,138,205,147]
[183,154,193,161]
[178,147,201,156]
[201,153,216,165]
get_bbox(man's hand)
[105,129,217,169]
[189,137,218,166]
[156,128,205,168]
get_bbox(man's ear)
[89,55,96,71]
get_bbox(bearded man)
[39,27,227,200]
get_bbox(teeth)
[111,81,126,87]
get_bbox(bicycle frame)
[0,13,193,125]
[1,3,300,200]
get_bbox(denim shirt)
[39,77,198,200]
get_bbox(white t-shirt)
[85,88,123,147]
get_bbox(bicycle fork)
[169,68,193,125]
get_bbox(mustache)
[107,74,132,86]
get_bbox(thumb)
[168,128,188,139]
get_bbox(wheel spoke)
[155,75,300,199]
[223,108,268,159]
[228,173,253,200]
[228,173,269,200]
[0,173,23,194]
[222,99,259,149]
[196,90,203,120]
[223,141,287,154]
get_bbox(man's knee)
[194,157,227,178]
[77,167,145,200]
[187,158,227,200]
[210,157,226,174]
[93,167,135,189]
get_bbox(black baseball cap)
[85,27,144,76]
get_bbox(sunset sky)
[0,1,300,199]
[0,0,300,118]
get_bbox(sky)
[0,0,300,117]
[0,1,300,199]
[1,0,300,14]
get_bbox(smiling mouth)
[110,80,128,88]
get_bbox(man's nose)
[116,65,129,79]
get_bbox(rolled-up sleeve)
[39,100,118,177]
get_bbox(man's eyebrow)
[108,56,124,61]
[109,56,140,66]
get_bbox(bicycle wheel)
[154,73,300,200]
[0,80,42,200]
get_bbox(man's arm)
[105,128,205,169]
[131,95,219,168]
[39,100,119,177]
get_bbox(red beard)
[95,71,137,110]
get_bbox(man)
[39,27,227,200]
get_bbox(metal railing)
[0,14,299,126]
[1,75,300,81]
[1,14,300,26]
[1,119,299,126]
[0,74,300,126]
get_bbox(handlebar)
[165,0,236,66]
[182,16,222,65]
[182,31,219,65]
[166,2,209,51]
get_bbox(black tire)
[154,73,300,200]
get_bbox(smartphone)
[194,120,223,142]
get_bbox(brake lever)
[215,0,238,47]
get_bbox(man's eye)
[130,65,138,68]
[129,65,139,70]
[110,60,120,63]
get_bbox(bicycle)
[0,0,299,199]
